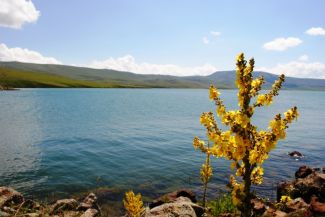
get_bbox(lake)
[0,88,324,203]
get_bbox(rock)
[286,209,312,217]
[61,211,82,217]
[219,213,234,217]
[77,193,98,211]
[285,197,309,212]
[262,207,287,217]
[294,172,325,202]
[295,166,313,179]
[310,196,325,214]
[277,166,325,203]
[80,208,99,217]
[251,198,266,214]
[25,213,40,217]
[21,199,41,210]
[149,189,197,209]
[50,198,78,214]
[146,197,203,217]
[0,187,24,208]
[0,210,11,217]
[2,206,16,213]
[288,151,303,158]
[277,181,295,202]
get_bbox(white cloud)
[257,57,325,79]
[210,31,221,37]
[263,37,302,51]
[305,27,325,36]
[0,0,40,29]
[89,55,217,76]
[298,55,309,62]
[0,43,61,64]
[202,37,209,44]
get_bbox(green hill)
[1,61,325,90]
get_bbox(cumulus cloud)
[305,27,325,36]
[202,37,209,44]
[89,55,217,76]
[0,0,40,29]
[0,43,61,64]
[263,37,302,51]
[210,31,221,37]
[257,57,325,79]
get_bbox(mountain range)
[1,61,325,90]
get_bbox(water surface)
[0,89,324,202]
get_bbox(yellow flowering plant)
[193,53,298,217]
[123,190,144,217]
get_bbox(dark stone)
[295,166,313,179]
[288,151,303,157]
[294,172,325,203]
[149,189,196,209]
[277,166,325,204]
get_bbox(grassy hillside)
[0,64,211,88]
[1,61,325,90]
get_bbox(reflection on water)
[0,90,44,192]
[0,89,324,202]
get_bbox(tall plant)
[193,53,298,217]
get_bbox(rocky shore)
[1,166,324,217]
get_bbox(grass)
[207,194,238,217]
[0,67,145,88]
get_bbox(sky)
[0,0,325,78]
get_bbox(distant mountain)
[1,61,325,90]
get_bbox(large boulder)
[149,189,197,209]
[294,172,325,202]
[277,166,325,203]
[0,187,24,208]
[146,196,203,217]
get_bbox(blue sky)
[0,0,325,78]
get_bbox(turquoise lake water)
[0,89,324,202]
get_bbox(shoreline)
[1,165,324,216]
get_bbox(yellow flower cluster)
[193,53,298,212]
[209,85,220,100]
[250,77,264,97]
[280,195,292,203]
[229,175,244,206]
[256,94,273,106]
[200,161,213,183]
[193,136,207,153]
[251,166,264,185]
[123,191,144,217]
